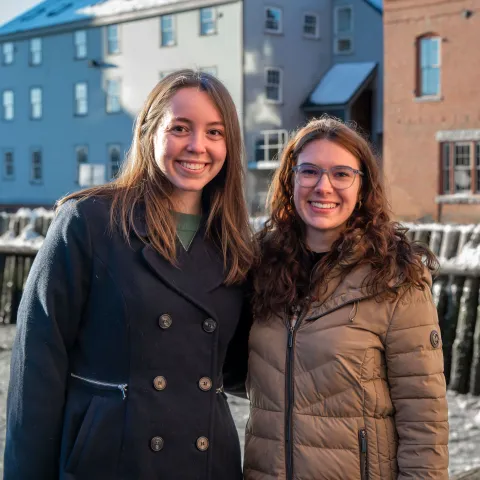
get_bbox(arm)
[4,200,92,479]
[222,287,253,399]
[385,284,449,479]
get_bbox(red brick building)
[383,0,480,223]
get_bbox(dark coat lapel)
[141,225,225,320]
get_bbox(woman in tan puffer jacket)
[244,117,449,480]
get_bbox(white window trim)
[30,37,42,65]
[334,5,354,55]
[419,36,441,98]
[30,87,43,120]
[2,90,14,121]
[74,82,88,116]
[30,148,43,184]
[265,67,283,104]
[453,142,472,193]
[160,14,176,47]
[106,24,121,55]
[303,12,320,39]
[264,6,283,34]
[200,7,217,36]
[2,42,14,65]
[74,30,87,59]
[256,129,289,165]
[106,79,121,113]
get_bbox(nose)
[314,170,333,192]
[187,131,206,154]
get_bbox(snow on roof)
[0,0,184,36]
[308,62,377,106]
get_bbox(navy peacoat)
[4,196,250,480]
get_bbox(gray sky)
[0,0,40,27]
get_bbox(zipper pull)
[288,326,294,348]
[118,384,128,400]
[359,429,367,452]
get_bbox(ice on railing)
[0,208,53,248]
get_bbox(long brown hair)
[59,69,255,284]
[253,116,438,317]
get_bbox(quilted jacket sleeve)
[385,282,449,479]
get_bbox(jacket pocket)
[358,428,369,480]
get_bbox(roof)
[0,0,201,36]
[305,62,377,108]
[363,0,382,14]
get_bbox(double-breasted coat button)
[151,436,164,452]
[153,376,167,391]
[198,377,212,391]
[159,314,172,329]
[202,318,217,333]
[196,436,209,451]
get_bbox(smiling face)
[153,87,227,214]
[293,138,362,252]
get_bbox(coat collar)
[133,206,226,320]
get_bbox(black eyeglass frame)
[291,164,364,190]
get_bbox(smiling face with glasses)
[292,139,363,252]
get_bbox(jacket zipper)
[359,428,369,480]
[285,305,307,480]
[71,373,128,400]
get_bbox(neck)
[306,228,340,253]
[171,190,202,215]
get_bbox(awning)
[303,62,377,109]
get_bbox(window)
[160,15,176,47]
[2,42,14,65]
[418,36,441,97]
[303,13,320,39]
[106,79,121,113]
[30,37,42,65]
[107,24,120,54]
[200,8,217,36]
[440,141,480,194]
[76,145,88,183]
[108,144,121,179]
[75,82,88,115]
[74,30,87,59]
[3,150,14,180]
[265,7,282,34]
[255,130,288,163]
[31,149,43,183]
[2,90,14,120]
[199,66,217,77]
[265,68,282,103]
[30,87,42,119]
[334,6,353,54]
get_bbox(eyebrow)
[299,163,355,169]
[173,116,225,127]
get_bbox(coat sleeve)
[385,283,449,479]
[222,287,253,399]
[4,200,92,479]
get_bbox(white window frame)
[303,12,320,39]
[30,37,42,65]
[265,67,283,104]
[106,79,121,113]
[2,90,14,121]
[108,143,122,179]
[419,36,441,98]
[2,42,14,65]
[3,149,14,180]
[160,15,176,47]
[75,145,88,183]
[255,129,289,164]
[74,82,88,116]
[200,7,217,36]
[264,6,283,34]
[453,142,472,193]
[106,24,120,54]
[74,30,87,59]
[30,87,43,119]
[334,5,353,55]
[30,148,43,184]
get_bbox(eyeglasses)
[292,164,364,190]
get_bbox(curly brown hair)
[252,116,438,319]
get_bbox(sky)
[0,0,41,27]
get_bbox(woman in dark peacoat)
[4,70,255,480]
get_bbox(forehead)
[165,87,223,122]
[297,139,360,169]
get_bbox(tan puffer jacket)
[244,265,449,480]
